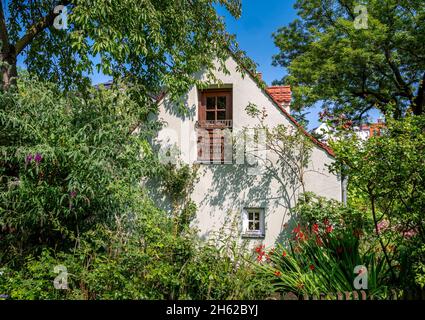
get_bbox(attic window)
[197,89,233,164]
[199,90,232,127]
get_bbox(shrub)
[254,194,392,299]
[330,115,425,294]
[0,77,271,300]
[0,76,157,262]
[0,204,271,300]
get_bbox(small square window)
[242,208,265,238]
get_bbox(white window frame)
[242,208,265,238]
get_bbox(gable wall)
[154,56,341,247]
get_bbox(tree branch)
[0,0,9,51]
[15,1,71,55]
[339,0,356,20]
[384,49,415,104]
[413,71,425,115]
[370,192,396,282]
[352,88,390,105]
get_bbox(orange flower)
[316,235,323,246]
[292,224,301,234]
[274,270,282,277]
[255,245,265,254]
[296,282,305,289]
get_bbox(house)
[313,119,386,143]
[152,55,342,247]
[357,119,385,139]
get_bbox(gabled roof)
[264,88,335,157]
[99,54,335,157]
[239,65,335,157]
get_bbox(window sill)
[242,232,265,239]
[195,160,234,165]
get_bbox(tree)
[0,0,254,94]
[329,115,425,291]
[0,76,158,259]
[272,0,425,120]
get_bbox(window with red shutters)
[197,89,233,163]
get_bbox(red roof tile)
[266,86,292,105]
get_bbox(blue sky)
[216,0,297,86]
[216,0,326,129]
[216,0,380,129]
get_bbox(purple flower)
[403,229,417,239]
[34,153,43,164]
[70,190,77,198]
[377,220,389,234]
[25,154,33,164]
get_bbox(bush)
[0,77,270,300]
[0,204,271,300]
[330,115,425,294]
[0,76,157,262]
[254,194,392,299]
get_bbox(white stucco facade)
[152,56,342,247]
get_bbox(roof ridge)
[267,85,291,88]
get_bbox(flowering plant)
[254,195,391,298]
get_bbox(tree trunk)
[412,72,425,116]
[0,48,17,92]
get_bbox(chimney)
[266,85,291,112]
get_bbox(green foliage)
[273,0,425,118]
[1,0,257,95]
[0,76,158,262]
[295,192,370,235]
[330,115,425,292]
[159,163,198,204]
[255,239,390,299]
[0,204,271,300]
[413,245,425,289]
[156,163,199,234]
[0,78,269,300]
[255,194,391,299]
